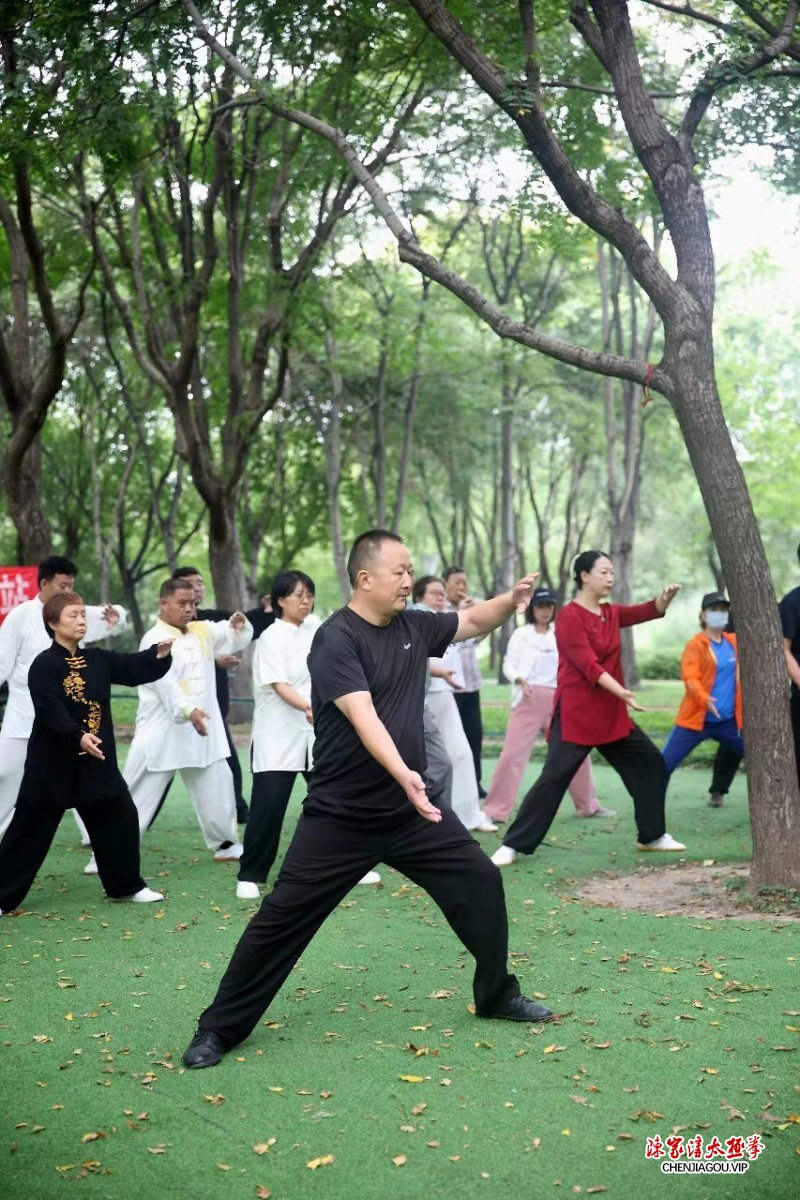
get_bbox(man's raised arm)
[334,691,442,823]
[454,573,539,642]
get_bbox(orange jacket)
[675,630,743,731]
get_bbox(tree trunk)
[496,368,516,680]
[609,502,639,687]
[207,493,247,610]
[671,346,800,888]
[8,440,52,564]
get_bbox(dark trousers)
[238,770,310,884]
[454,690,483,787]
[199,804,520,1048]
[791,694,800,789]
[663,717,744,781]
[223,720,247,818]
[0,793,145,911]
[710,743,742,795]
[503,711,666,854]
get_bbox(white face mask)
[704,610,728,630]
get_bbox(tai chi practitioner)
[0,555,126,837]
[492,551,686,868]
[662,592,744,804]
[413,576,495,832]
[182,530,554,1070]
[85,579,252,874]
[483,587,612,824]
[0,593,170,912]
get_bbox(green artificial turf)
[2,754,797,1200]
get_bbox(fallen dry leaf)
[216,1164,232,1171]
[429,989,455,999]
[255,1188,271,1199]
[392,1154,407,1166]
[544,1045,566,1054]
[701,1068,719,1075]
[81,1132,105,1143]
[587,1188,610,1194]
[593,1042,612,1049]
[427,1141,440,1148]
[399,1074,425,1083]
[203,1093,225,1105]
[411,1103,427,1116]
[306,1154,335,1170]
[33,1035,53,1044]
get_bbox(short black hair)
[38,556,79,587]
[412,574,443,604]
[160,577,195,600]
[173,566,203,579]
[347,529,405,587]
[272,569,316,616]
[442,565,466,582]
[572,550,611,590]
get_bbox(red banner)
[0,567,38,625]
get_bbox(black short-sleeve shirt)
[779,585,800,698]
[307,605,459,818]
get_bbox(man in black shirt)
[779,542,800,786]
[183,530,554,1069]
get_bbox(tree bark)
[9,440,52,564]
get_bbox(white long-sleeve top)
[131,616,252,771]
[503,624,559,708]
[427,642,465,694]
[0,597,127,738]
[251,617,317,773]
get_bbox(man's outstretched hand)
[402,770,442,823]
[511,572,541,613]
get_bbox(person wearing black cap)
[661,592,744,803]
[484,587,614,825]
[778,544,800,788]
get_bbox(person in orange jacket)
[662,592,744,807]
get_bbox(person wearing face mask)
[661,592,744,801]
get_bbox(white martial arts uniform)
[426,645,489,831]
[125,616,253,850]
[0,597,127,835]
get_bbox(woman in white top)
[414,575,496,833]
[236,571,380,900]
[483,588,613,824]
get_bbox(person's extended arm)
[454,573,539,642]
[784,639,800,689]
[429,662,462,690]
[334,691,442,823]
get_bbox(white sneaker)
[357,871,381,885]
[473,813,498,832]
[236,881,260,900]
[583,804,618,818]
[113,887,164,903]
[637,833,686,852]
[491,845,519,867]
[83,855,98,875]
[214,842,244,862]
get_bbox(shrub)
[638,650,682,680]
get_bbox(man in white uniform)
[87,578,252,869]
[0,556,126,836]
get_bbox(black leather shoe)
[479,994,554,1023]
[182,1029,228,1069]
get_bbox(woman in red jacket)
[491,550,686,866]
[662,592,744,806]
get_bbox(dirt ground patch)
[576,863,800,920]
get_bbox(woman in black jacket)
[0,592,173,912]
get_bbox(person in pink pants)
[483,587,616,824]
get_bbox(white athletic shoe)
[113,887,164,904]
[490,845,519,867]
[236,881,260,900]
[637,833,686,852]
[582,804,618,818]
[83,855,98,875]
[357,871,381,885]
[214,842,244,862]
[473,814,498,833]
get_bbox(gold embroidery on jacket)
[64,656,101,736]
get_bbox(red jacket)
[675,630,742,731]
[554,600,663,745]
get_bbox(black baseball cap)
[701,591,730,609]
[532,587,557,605]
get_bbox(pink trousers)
[483,685,598,821]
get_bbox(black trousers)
[0,793,145,911]
[503,711,666,854]
[710,743,742,795]
[792,694,800,789]
[238,770,310,884]
[198,804,520,1048]
[223,720,247,817]
[454,690,483,787]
